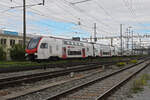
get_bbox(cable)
[0,0,114,36]
[62,0,114,30]
[94,0,119,24]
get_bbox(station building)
[0,30,31,60]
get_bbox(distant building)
[0,30,31,60]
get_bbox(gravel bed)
[107,60,150,100]
[0,66,103,97]
[58,61,149,100]
[10,62,140,100]
[0,67,63,79]
[0,64,93,79]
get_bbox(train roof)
[35,36,113,47]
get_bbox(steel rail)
[1,58,149,100]
[46,58,149,100]
[0,62,114,89]
[96,61,150,100]
[0,60,128,89]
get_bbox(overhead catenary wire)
[62,0,114,30]
[94,0,119,24]
[0,0,113,34]
[0,0,114,37]
[0,0,149,38]
[11,0,112,35]
[122,0,146,28]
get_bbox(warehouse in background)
[0,29,31,60]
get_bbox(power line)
[10,0,45,48]
[71,0,92,5]
[27,0,113,34]
[94,0,119,24]
[0,0,115,37]
[122,0,146,27]
[62,0,114,30]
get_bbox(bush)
[10,44,25,60]
[131,74,150,93]
[117,62,126,67]
[0,46,6,60]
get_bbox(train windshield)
[27,37,41,49]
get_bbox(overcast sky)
[0,0,150,43]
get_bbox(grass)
[130,60,138,64]
[0,56,143,68]
[0,59,96,68]
[131,74,150,93]
[0,61,46,68]
[0,60,71,68]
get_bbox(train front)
[25,37,41,60]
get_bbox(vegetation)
[131,74,150,93]
[130,60,138,64]
[9,44,25,60]
[0,46,6,61]
[0,56,143,68]
[0,57,130,68]
[117,62,126,67]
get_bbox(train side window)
[73,42,76,45]
[103,52,110,55]
[40,43,48,49]
[87,48,89,52]
[66,41,69,45]
[69,41,72,45]
[80,43,84,46]
[68,50,81,55]
[64,41,67,45]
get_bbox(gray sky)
[0,0,150,39]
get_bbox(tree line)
[0,44,25,61]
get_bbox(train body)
[25,36,119,60]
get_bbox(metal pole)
[120,24,123,56]
[128,26,132,55]
[132,30,134,55]
[111,38,113,46]
[126,28,129,50]
[23,0,26,49]
[94,23,97,43]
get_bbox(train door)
[100,50,102,57]
[38,43,49,59]
[62,47,67,59]
[82,48,85,58]
[49,45,52,55]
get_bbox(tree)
[10,44,25,60]
[0,46,6,60]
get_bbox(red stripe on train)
[62,47,67,59]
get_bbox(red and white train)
[25,36,119,61]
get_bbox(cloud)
[0,0,150,45]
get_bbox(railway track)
[0,60,131,89]
[0,60,120,88]
[0,56,142,73]
[1,57,149,100]
[0,64,100,88]
[48,59,150,100]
